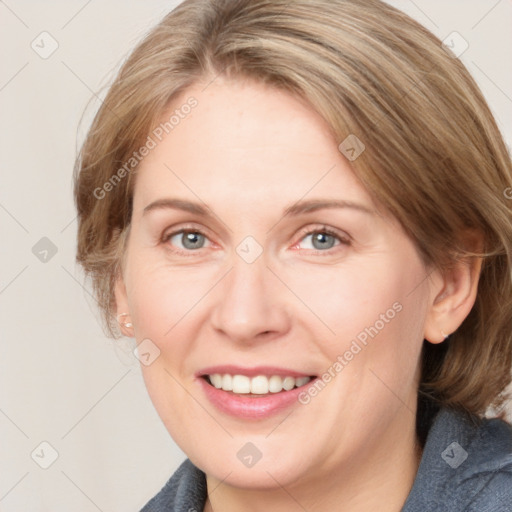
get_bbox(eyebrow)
[283,199,375,217]
[143,198,375,217]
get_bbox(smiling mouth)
[203,373,316,395]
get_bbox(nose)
[210,254,292,344]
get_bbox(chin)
[185,435,315,489]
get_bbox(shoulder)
[404,407,512,512]
[456,413,512,511]
[140,459,207,512]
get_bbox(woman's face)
[117,78,435,490]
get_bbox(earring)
[117,313,133,329]
[441,330,450,340]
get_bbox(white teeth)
[221,374,233,391]
[250,375,269,394]
[268,375,283,393]
[295,376,310,387]
[207,374,312,394]
[232,375,251,394]
[210,373,222,389]
[282,376,295,391]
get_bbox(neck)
[204,409,423,512]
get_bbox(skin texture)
[115,77,482,512]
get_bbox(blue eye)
[296,227,350,253]
[167,230,210,251]
[162,225,349,257]
[301,231,338,250]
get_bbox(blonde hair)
[74,0,512,416]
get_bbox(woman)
[74,0,512,510]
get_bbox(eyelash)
[293,225,351,256]
[161,224,351,257]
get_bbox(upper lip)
[197,365,316,378]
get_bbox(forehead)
[133,78,372,213]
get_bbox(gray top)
[141,407,512,511]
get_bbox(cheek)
[286,253,428,385]
[126,261,215,444]
[126,252,216,343]
[282,256,410,342]
[287,261,427,452]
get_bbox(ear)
[424,232,484,344]
[114,272,134,338]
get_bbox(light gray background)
[1,1,511,511]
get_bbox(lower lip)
[198,378,315,419]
